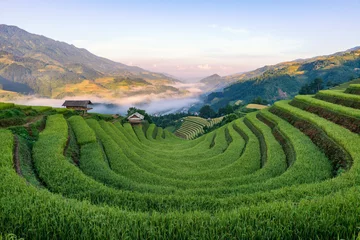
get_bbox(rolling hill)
[0,24,182,98]
[203,47,360,110]
[1,82,360,238]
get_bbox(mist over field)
[13,94,201,115]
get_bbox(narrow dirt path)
[13,135,22,176]
[23,115,44,128]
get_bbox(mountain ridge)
[0,24,144,74]
[202,47,360,110]
[202,46,360,92]
[0,24,182,98]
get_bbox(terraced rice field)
[175,116,223,139]
[1,85,360,239]
[246,103,268,110]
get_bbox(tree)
[251,97,268,105]
[199,105,216,119]
[299,84,310,95]
[222,113,238,124]
[299,78,324,95]
[218,104,234,116]
[310,78,323,92]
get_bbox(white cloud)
[208,24,219,28]
[222,26,248,34]
[176,65,187,70]
[197,64,211,70]
[208,24,248,34]
[219,65,232,70]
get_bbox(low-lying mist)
[13,94,201,116]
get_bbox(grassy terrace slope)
[175,116,223,139]
[0,84,360,239]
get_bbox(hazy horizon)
[1,0,360,80]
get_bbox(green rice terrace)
[175,116,223,139]
[1,85,360,239]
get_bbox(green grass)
[67,116,97,145]
[0,103,15,110]
[272,100,356,170]
[347,84,360,89]
[317,90,360,102]
[31,106,53,113]
[14,104,31,110]
[53,107,71,113]
[2,85,360,238]
[175,116,221,139]
[331,78,360,91]
[294,95,360,118]
[0,233,24,240]
[17,135,43,188]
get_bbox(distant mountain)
[199,74,223,91]
[0,24,181,97]
[203,47,360,110]
[200,74,221,83]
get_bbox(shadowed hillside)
[203,47,360,110]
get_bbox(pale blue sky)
[1,0,360,80]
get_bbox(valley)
[1,1,360,237]
[1,24,360,117]
[1,82,360,238]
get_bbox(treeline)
[151,112,190,129]
[298,78,340,95]
[199,104,236,119]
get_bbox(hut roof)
[127,112,145,120]
[62,100,92,107]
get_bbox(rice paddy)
[0,85,360,239]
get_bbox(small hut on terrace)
[62,100,93,114]
[127,112,144,126]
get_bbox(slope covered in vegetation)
[204,48,360,110]
[0,84,360,239]
[174,116,223,139]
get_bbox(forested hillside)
[204,47,360,110]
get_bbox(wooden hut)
[127,112,144,126]
[62,100,93,114]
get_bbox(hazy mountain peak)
[0,24,25,34]
[210,73,221,78]
[200,74,221,82]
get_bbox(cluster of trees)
[151,112,189,129]
[199,96,267,119]
[202,112,238,134]
[199,104,238,119]
[250,97,269,105]
[199,104,236,119]
[298,78,324,95]
[198,105,216,119]
[298,78,342,95]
